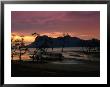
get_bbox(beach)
[11,47,100,77]
[11,58,100,77]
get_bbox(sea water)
[12,47,100,63]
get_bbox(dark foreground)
[11,60,100,77]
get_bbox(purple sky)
[11,11,100,40]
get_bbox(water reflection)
[12,47,100,62]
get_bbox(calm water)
[12,47,80,60]
[12,47,100,62]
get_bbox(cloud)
[12,11,99,26]
[79,35,89,37]
[11,11,100,40]
[40,32,76,38]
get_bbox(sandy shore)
[11,58,100,77]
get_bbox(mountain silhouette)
[27,35,100,48]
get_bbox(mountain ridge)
[27,35,100,48]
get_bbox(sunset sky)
[11,11,100,43]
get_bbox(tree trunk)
[32,55,34,62]
[12,54,13,60]
[52,47,53,51]
[19,49,22,61]
[62,47,63,52]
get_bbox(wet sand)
[11,59,100,77]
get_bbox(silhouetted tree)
[82,38,100,54]
[30,34,55,62]
[31,33,44,62]
[32,32,40,37]
[61,33,70,52]
[13,35,28,61]
[11,34,16,60]
[50,38,54,51]
[32,32,40,50]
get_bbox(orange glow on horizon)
[12,32,99,43]
[11,34,35,43]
